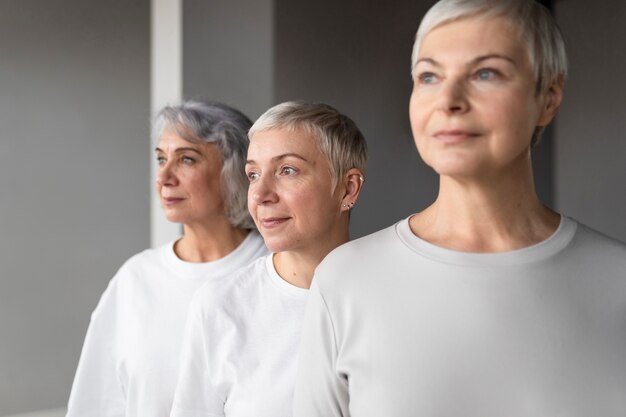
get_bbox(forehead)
[248,127,321,159]
[157,128,190,147]
[156,127,220,156]
[419,15,529,65]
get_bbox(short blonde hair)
[249,101,368,183]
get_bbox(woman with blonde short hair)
[170,101,367,417]
[294,1,626,416]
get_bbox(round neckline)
[163,231,262,279]
[396,215,577,267]
[264,254,309,299]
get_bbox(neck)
[411,162,560,252]
[175,219,248,263]
[273,222,350,289]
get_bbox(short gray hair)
[249,101,368,185]
[410,0,567,146]
[154,100,254,229]
[411,0,567,94]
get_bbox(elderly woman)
[294,1,626,416]
[169,101,367,417]
[66,101,268,417]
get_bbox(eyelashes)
[415,67,504,85]
[245,165,299,183]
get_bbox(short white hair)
[411,0,568,95]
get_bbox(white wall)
[0,0,150,414]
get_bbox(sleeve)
[293,280,350,417]
[66,277,126,417]
[170,292,226,417]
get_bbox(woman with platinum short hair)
[294,1,626,416]
[66,101,268,417]
[170,101,367,417]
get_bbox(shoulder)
[190,255,270,317]
[318,224,399,270]
[313,221,405,293]
[114,243,168,278]
[93,244,170,308]
[568,218,626,257]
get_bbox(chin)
[163,212,185,224]
[263,237,296,254]
[427,156,485,178]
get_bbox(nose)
[156,160,177,187]
[249,174,278,205]
[438,77,469,114]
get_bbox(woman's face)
[246,128,343,254]
[409,15,558,179]
[155,128,226,226]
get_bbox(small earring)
[359,176,364,182]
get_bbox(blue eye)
[181,156,195,165]
[418,72,438,85]
[156,156,166,165]
[476,68,497,81]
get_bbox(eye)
[181,156,195,165]
[279,166,298,176]
[246,170,260,182]
[156,155,166,166]
[417,71,438,85]
[474,68,499,81]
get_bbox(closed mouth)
[259,217,290,228]
[433,129,481,143]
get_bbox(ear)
[339,168,365,213]
[537,75,565,127]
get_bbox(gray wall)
[554,1,626,243]
[183,0,275,119]
[0,0,150,414]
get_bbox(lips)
[433,129,481,143]
[162,197,184,206]
[259,216,291,228]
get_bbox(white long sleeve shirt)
[67,232,267,417]
[294,216,626,417]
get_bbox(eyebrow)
[415,54,517,68]
[246,153,309,165]
[154,146,203,155]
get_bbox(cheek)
[408,93,425,131]
[247,193,257,219]
[409,93,430,146]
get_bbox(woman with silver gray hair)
[66,101,268,417]
[294,1,626,416]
